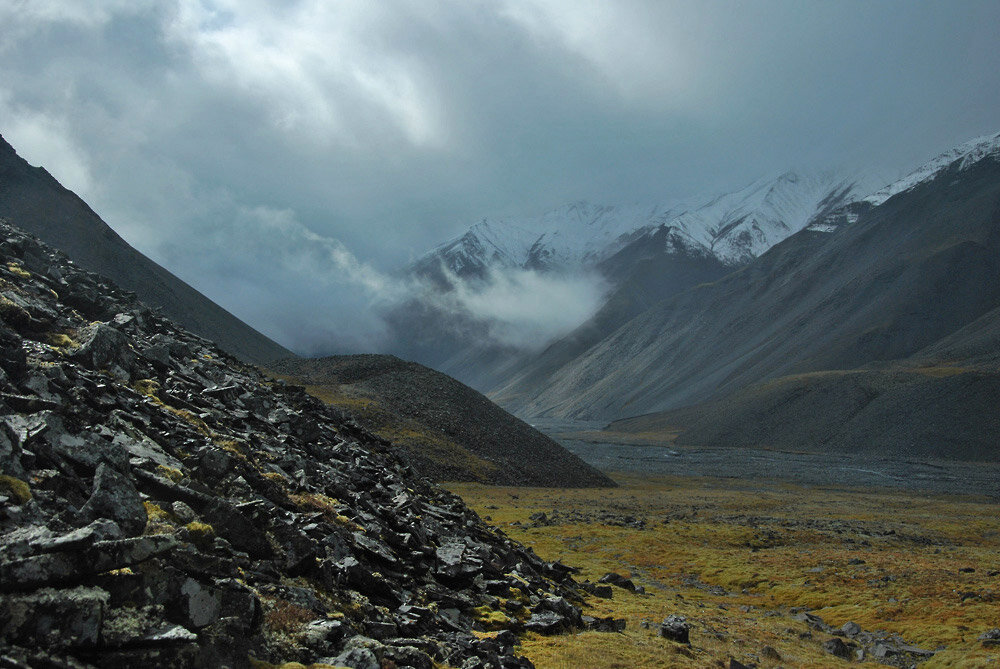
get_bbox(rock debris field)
[0,220,619,668]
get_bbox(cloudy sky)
[1,0,999,354]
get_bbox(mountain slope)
[499,133,1000,423]
[0,219,603,667]
[268,354,614,488]
[0,135,292,364]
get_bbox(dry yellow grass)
[447,474,1000,668]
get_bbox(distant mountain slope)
[606,295,1000,460]
[397,172,882,388]
[499,132,1000,423]
[0,135,292,364]
[268,354,614,488]
[491,226,731,409]
[606,362,1000,460]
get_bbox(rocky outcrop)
[0,220,601,668]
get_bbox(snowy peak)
[413,170,888,279]
[864,131,1000,207]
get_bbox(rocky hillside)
[268,355,613,488]
[0,220,617,668]
[0,135,291,364]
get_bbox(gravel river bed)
[537,422,1000,499]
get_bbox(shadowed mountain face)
[0,135,292,364]
[496,137,1000,448]
[268,354,615,488]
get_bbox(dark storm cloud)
[1,1,999,353]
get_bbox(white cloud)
[498,0,693,106]
[163,0,446,148]
[420,265,608,350]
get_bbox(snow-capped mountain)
[412,171,887,281]
[864,131,1000,206]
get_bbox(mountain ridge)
[0,134,293,365]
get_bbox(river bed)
[536,421,1000,499]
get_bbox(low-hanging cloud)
[418,264,609,351]
[155,200,607,356]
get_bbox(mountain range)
[391,170,889,388]
[3,126,998,467]
[488,132,1000,460]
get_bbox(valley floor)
[536,421,1000,499]
[447,473,1000,668]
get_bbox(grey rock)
[598,571,637,592]
[71,322,135,378]
[300,618,346,652]
[79,463,147,536]
[659,614,690,644]
[841,620,862,637]
[0,585,109,648]
[760,645,781,661]
[170,501,197,523]
[582,615,626,632]
[180,578,221,628]
[524,610,567,634]
[823,637,854,659]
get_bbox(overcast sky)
[2,1,999,354]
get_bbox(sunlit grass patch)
[446,473,1000,668]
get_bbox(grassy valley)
[448,474,1000,668]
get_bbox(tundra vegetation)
[449,474,1000,668]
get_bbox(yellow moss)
[134,378,161,397]
[185,521,215,546]
[168,407,212,436]
[0,474,31,504]
[144,501,172,521]
[214,438,247,457]
[6,263,31,279]
[46,332,77,349]
[156,464,184,483]
[473,605,513,631]
[250,661,349,669]
[287,492,364,531]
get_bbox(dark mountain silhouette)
[0,134,292,364]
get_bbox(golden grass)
[447,473,1000,668]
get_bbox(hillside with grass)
[268,354,614,488]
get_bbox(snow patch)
[864,131,1000,207]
